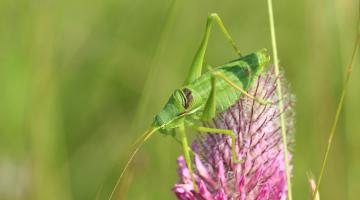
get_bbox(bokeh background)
[1,0,359,199]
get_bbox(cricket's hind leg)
[209,13,242,56]
[210,68,278,105]
[184,13,242,85]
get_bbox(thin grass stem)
[266,1,293,200]
[130,0,177,133]
[111,1,177,199]
[312,5,360,199]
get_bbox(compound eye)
[181,88,193,109]
[243,65,251,76]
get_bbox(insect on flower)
[110,13,282,198]
[173,65,294,199]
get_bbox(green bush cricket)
[111,13,275,198]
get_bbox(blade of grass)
[130,0,177,133]
[266,1,293,200]
[312,3,360,199]
[109,1,177,199]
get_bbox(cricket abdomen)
[184,49,269,117]
[185,66,251,115]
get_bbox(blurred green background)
[0,0,359,199]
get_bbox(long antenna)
[108,127,159,200]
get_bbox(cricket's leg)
[171,134,196,155]
[184,13,242,84]
[198,76,242,163]
[212,69,277,105]
[210,13,242,56]
[178,124,198,192]
[202,75,217,121]
[194,126,243,164]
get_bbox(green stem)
[266,1,293,200]
[312,10,360,200]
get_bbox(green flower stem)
[266,1,293,200]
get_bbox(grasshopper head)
[152,89,187,135]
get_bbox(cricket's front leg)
[184,13,242,85]
[177,124,198,192]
